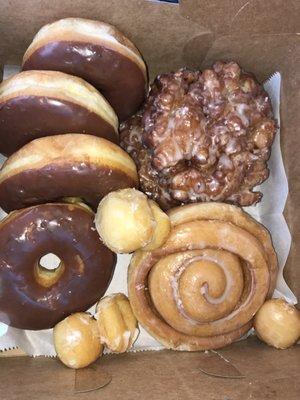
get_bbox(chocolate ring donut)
[0,70,118,156]
[22,18,148,121]
[0,203,116,330]
[0,134,138,213]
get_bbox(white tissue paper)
[0,70,296,356]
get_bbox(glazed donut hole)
[95,188,154,253]
[95,293,139,353]
[54,293,139,368]
[254,299,300,349]
[95,188,170,253]
[143,200,171,251]
[54,312,103,369]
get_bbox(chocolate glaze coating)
[0,203,116,330]
[120,62,276,209]
[0,96,118,156]
[0,163,137,213]
[23,42,147,121]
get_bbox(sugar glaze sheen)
[0,203,116,330]
[121,61,276,210]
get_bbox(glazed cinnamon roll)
[128,203,277,350]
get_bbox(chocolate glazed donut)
[0,70,119,156]
[0,134,139,213]
[0,203,116,330]
[22,18,148,121]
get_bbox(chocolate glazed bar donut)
[0,203,116,330]
[22,18,148,121]
[0,70,119,156]
[121,62,277,209]
[0,134,138,213]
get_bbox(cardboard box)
[0,1,299,398]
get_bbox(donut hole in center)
[39,253,61,270]
[35,253,65,288]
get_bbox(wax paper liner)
[0,70,296,356]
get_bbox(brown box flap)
[0,0,201,79]
[180,0,300,34]
[0,337,299,399]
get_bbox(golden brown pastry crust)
[0,134,138,212]
[22,19,146,76]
